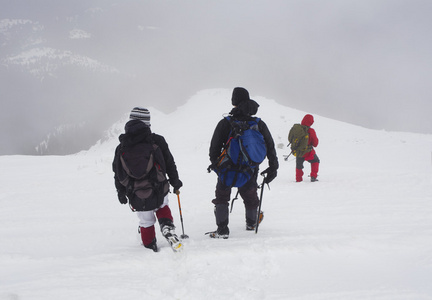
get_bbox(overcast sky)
[1,0,432,154]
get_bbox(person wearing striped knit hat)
[113,107,183,252]
[129,107,151,126]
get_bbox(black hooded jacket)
[113,120,181,194]
[209,101,279,172]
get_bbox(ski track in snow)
[1,89,432,300]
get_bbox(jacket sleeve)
[258,120,279,170]
[209,118,231,164]
[112,144,126,193]
[153,134,181,187]
[308,128,319,147]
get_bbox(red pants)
[296,153,320,182]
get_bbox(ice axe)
[255,175,267,234]
[176,192,189,239]
[230,190,239,213]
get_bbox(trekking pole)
[176,193,189,239]
[284,143,292,161]
[283,152,292,161]
[255,175,266,234]
[230,190,239,213]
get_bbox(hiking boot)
[161,224,183,252]
[206,226,230,239]
[311,177,318,182]
[161,224,176,238]
[246,211,264,231]
[165,233,183,252]
[144,238,158,252]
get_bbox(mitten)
[171,179,183,195]
[117,191,128,204]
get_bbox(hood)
[301,114,314,127]
[124,119,151,134]
[119,119,152,145]
[231,87,250,106]
[229,99,259,117]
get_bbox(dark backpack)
[214,117,267,187]
[288,123,311,157]
[116,141,169,211]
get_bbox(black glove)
[261,167,277,184]
[207,162,217,173]
[171,179,183,195]
[117,191,128,204]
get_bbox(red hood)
[301,114,314,127]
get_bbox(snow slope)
[1,89,432,299]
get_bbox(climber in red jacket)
[296,114,320,182]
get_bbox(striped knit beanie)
[130,107,151,126]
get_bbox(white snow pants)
[136,194,169,228]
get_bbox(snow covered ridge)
[3,47,119,78]
[90,88,432,165]
[0,18,43,34]
[69,29,91,39]
[1,18,115,79]
[35,122,88,155]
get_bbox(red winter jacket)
[301,114,319,160]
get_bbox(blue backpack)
[214,117,267,187]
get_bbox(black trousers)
[212,171,260,228]
[212,171,259,210]
[296,154,320,169]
